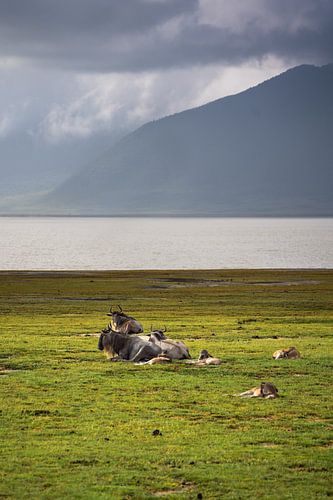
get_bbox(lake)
[0,217,332,270]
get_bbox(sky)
[0,0,332,144]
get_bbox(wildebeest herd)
[98,306,301,399]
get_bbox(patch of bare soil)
[146,278,320,289]
[153,482,195,497]
[74,333,100,337]
[0,366,18,374]
[53,296,112,301]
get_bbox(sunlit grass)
[0,270,332,499]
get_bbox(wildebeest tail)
[98,333,104,351]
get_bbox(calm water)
[0,217,332,270]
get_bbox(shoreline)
[1,214,333,218]
[1,269,331,282]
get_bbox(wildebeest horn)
[163,326,167,333]
[107,305,113,316]
[118,305,123,313]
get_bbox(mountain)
[35,64,333,215]
[0,130,124,211]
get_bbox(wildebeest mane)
[98,333,105,351]
[98,325,128,355]
[109,331,128,354]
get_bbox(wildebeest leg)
[129,346,148,362]
[109,355,128,362]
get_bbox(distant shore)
[1,213,333,218]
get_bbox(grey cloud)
[0,0,332,73]
[0,0,194,38]
[0,0,196,65]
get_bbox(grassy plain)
[0,269,332,499]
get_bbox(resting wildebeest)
[185,349,221,366]
[107,305,143,334]
[98,325,161,362]
[272,347,300,359]
[136,356,172,365]
[238,382,279,399]
[196,349,222,365]
[148,329,191,360]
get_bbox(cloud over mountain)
[0,1,332,207]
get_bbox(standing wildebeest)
[148,329,191,360]
[238,382,279,399]
[98,325,161,362]
[272,347,300,359]
[107,305,143,334]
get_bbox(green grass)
[0,269,332,499]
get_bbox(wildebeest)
[107,305,143,334]
[197,349,222,365]
[148,329,191,360]
[272,347,300,359]
[238,382,279,399]
[185,349,221,366]
[136,356,172,365]
[98,325,161,362]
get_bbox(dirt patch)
[53,296,112,301]
[318,442,333,448]
[0,367,15,375]
[0,365,24,374]
[70,459,99,466]
[251,335,279,339]
[153,482,195,497]
[147,278,320,289]
[154,490,188,497]
[74,333,100,337]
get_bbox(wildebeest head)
[198,349,213,360]
[260,382,278,398]
[149,328,167,343]
[272,347,300,359]
[98,323,128,358]
[106,305,143,334]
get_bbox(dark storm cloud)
[0,0,332,72]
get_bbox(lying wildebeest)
[107,305,143,334]
[196,349,222,366]
[148,329,191,360]
[136,356,172,365]
[238,382,278,399]
[98,325,161,362]
[272,347,300,359]
[185,349,221,366]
